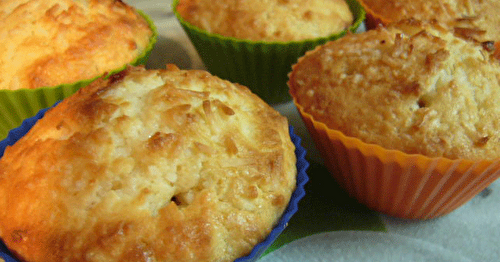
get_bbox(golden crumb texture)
[0,66,296,262]
[289,19,500,160]
[0,0,153,90]
[360,0,500,42]
[176,0,353,42]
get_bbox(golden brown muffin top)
[0,66,296,262]
[176,0,353,42]
[289,19,500,160]
[360,0,500,42]
[0,0,153,90]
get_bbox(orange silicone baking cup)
[293,101,500,220]
[357,1,393,29]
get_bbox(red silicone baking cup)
[294,101,500,220]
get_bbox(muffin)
[0,0,157,139]
[0,65,302,262]
[359,0,500,43]
[173,0,365,104]
[175,0,354,42]
[289,19,500,219]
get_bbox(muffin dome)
[0,0,154,90]
[289,19,500,160]
[175,0,353,42]
[359,0,500,42]
[0,66,297,262]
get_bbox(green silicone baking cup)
[173,0,365,105]
[0,10,157,141]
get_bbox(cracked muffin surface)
[289,19,500,160]
[0,0,153,90]
[0,65,296,262]
[359,0,500,42]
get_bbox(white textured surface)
[259,231,472,262]
[127,1,500,261]
[381,181,500,262]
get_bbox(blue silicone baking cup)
[0,104,309,262]
[235,125,309,262]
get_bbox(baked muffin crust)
[0,66,296,262]
[360,0,500,42]
[176,0,354,42]
[0,0,153,90]
[289,19,500,160]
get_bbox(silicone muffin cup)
[172,0,365,105]
[293,101,500,220]
[357,1,392,29]
[0,103,309,262]
[0,10,157,141]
